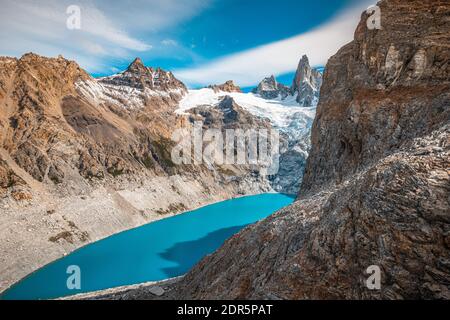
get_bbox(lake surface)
[1,193,294,300]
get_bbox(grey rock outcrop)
[291,55,323,107]
[208,80,242,93]
[252,75,291,100]
[188,96,267,129]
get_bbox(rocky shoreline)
[0,173,271,294]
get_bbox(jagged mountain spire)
[252,75,290,100]
[291,54,322,107]
[251,55,322,106]
[101,58,187,92]
[126,57,147,74]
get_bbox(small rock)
[147,286,165,297]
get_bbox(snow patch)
[178,88,316,131]
[75,80,185,110]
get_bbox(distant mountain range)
[178,54,322,194]
[252,55,323,107]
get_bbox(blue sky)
[0,0,374,88]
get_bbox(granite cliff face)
[169,0,450,299]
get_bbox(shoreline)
[0,170,275,294]
[1,189,280,296]
[62,276,184,300]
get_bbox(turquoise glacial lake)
[1,193,294,300]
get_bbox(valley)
[0,51,321,294]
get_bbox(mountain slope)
[167,0,450,300]
[178,87,315,194]
[0,54,272,293]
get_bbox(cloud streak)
[175,1,374,87]
[0,0,211,73]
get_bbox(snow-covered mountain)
[252,75,291,100]
[252,55,323,107]
[178,87,316,194]
[76,58,187,110]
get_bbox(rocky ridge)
[252,75,291,100]
[208,80,242,93]
[292,55,323,107]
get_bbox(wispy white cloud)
[0,0,211,73]
[79,4,152,52]
[161,39,179,47]
[175,1,375,87]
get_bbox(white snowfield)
[177,88,316,137]
[177,88,316,127]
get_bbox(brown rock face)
[168,0,450,300]
[208,80,242,93]
[0,160,24,195]
[0,53,194,188]
[301,0,450,196]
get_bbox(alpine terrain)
[150,0,449,300]
[0,50,320,292]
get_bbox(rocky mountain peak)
[260,75,277,89]
[251,55,323,106]
[297,54,310,70]
[208,80,242,93]
[252,75,290,99]
[126,57,146,73]
[99,58,187,94]
[291,54,322,107]
[217,96,241,122]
